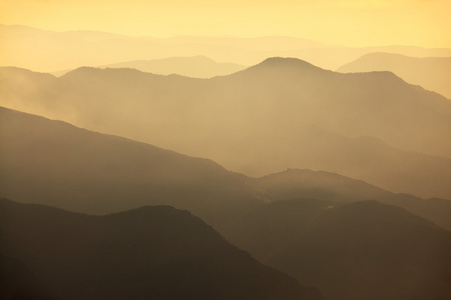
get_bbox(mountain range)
[1,106,450,231]
[1,106,451,300]
[2,25,451,71]
[1,57,450,199]
[52,56,246,78]
[337,52,451,99]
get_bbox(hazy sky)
[0,0,450,47]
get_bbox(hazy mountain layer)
[1,57,450,199]
[97,56,245,78]
[0,106,261,227]
[337,52,451,99]
[1,106,450,233]
[0,198,320,300]
[2,25,451,71]
[52,56,246,78]
[251,169,451,231]
[225,200,451,300]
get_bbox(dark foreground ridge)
[0,198,322,300]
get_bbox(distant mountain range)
[2,24,451,71]
[337,52,451,99]
[1,57,450,199]
[0,198,321,300]
[52,56,246,78]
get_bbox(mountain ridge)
[3,24,451,71]
[0,198,321,300]
[1,106,450,232]
[2,61,451,199]
[337,52,451,99]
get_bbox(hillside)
[0,106,260,226]
[225,200,451,300]
[337,52,451,99]
[250,169,451,231]
[0,198,320,300]
[1,57,450,199]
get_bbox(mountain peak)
[235,57,330,78]
[61,66,156,81]
[259,57,323,70]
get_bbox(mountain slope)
[1,59,450,199]
[0,198,321,300]
[227,200,451,300]
[337,52,451,99]
[0,106,261,226]
[250,168,451,231]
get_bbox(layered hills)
[96,56,245,78]
[0,106,258,227]
[2,23,451,300]
[2,25,451,71]
[52,56,246,78]
[1,57,450,199]
[0,198,320,300]
[2,107,451,300]
[337,52,451,99]
[1,106,450,232]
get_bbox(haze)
[1,0,450,48]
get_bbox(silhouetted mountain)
[52,56,246,78]
[337,52,451,98]
[0,198,320,300]
[226,200,451,300]
[1,58,450,199]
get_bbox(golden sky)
[0,0,450,48]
